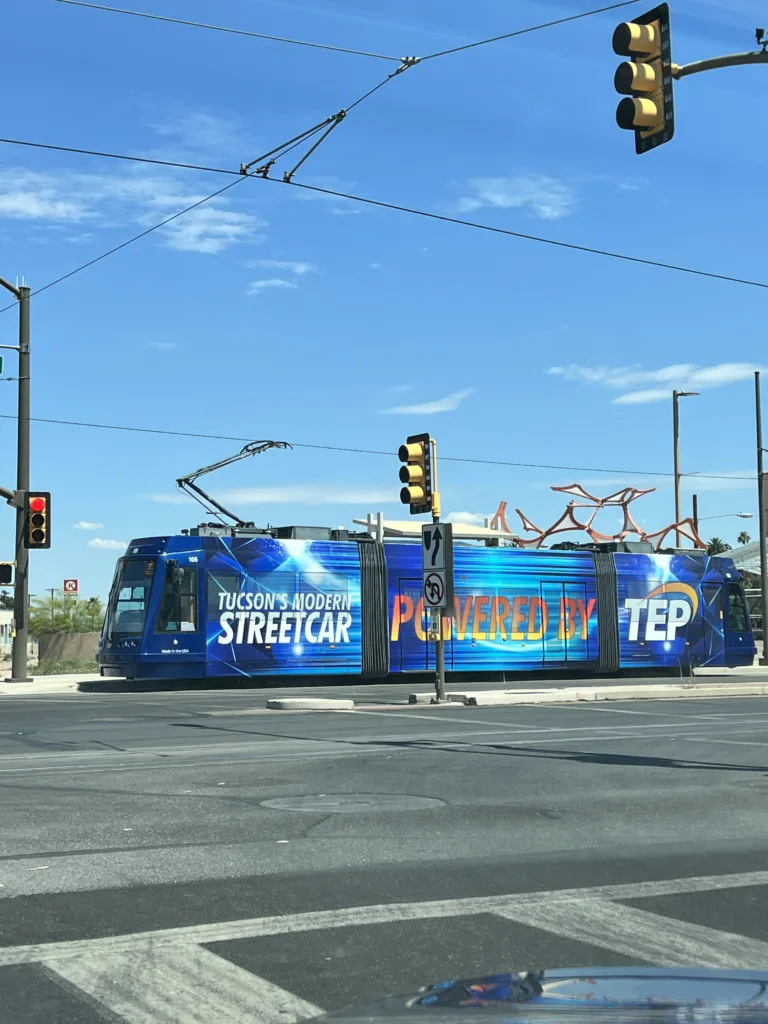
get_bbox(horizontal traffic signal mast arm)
[671,49,768,79]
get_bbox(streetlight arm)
[0,277,20,300]
[672,50,768,79]
[698,513,753,522]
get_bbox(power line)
[50,0,403,62]
[0,413,753,482]
[421,0,639,60]
[278,179,768,292]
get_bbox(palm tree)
[737,531,752,546]
[707,537,732,555]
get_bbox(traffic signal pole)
[431,441,447,703]
[0,278,31,682]
[12,286,31,682]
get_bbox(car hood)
[321,967,768,1024]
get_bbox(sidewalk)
[0,673,105,696]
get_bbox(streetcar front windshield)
[105,558,155,638]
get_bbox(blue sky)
[1,0,765,600]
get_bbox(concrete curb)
[455,682,768,707]
[0,679,81,696]
[266,697,355,711]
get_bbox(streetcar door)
[725,581,754,665]
[541,581,589,665]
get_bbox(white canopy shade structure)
[353,515,519,543]
[729,541,762,575]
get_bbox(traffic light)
[25,491,50,549]
[0,564,12,586]
[398,433,439,516]
[613,3,674,154]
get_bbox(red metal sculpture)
[489,484,705,551]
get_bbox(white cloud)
[146,486,395,505]
[247,259,317,275]
[246,279,299,295]
[148,110,242,157]
[0,165,267,255]
[447,511,488,525]
[74,521,104,530]
[332,207,362,216]
[0,170,88,221]
[156,205,265,254]
[369,262,383,269]
[548,362,761,405]
[384,388,473,415]
[88,538,127,550]
[148,341,177,350]
[456,175,575,221]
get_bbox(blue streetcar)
[97,522,755,681]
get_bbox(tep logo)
[625,583,699,642]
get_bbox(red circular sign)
[29,496,46,513]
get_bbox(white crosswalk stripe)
[4,869,768,1024]
[493,897,768,968]
[45,945,322,1024]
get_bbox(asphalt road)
[79,664,768,704]
[2,689,768,1023]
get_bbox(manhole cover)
[260,794,444,813]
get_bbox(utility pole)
[47,588,55,625]
[672,389,699,546]
[755,372,768,665]
[0,278,31,682]
[692,494,699,535]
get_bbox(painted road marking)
[46,944,321,1024]
[3,869,768,967]
[494,897,768,968]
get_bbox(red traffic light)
[29,496,46,513]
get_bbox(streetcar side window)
[727,583,750,633]
[156,563,198,633]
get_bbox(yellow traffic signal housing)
[398,433,437,516]
[613,3,674,154]
[25,491,50,550]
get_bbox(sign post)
[422,521,454,702]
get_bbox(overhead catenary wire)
[51,0,641,66]
[0,413,754,482]
[0,136,239,176]
[279,179,768,292]
[50,0,404,62]
[420,0,639,60]
[1,143,766,316]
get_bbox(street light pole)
[672,390,699,547]
[755,371,768,665]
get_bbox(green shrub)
[35,658,98,676]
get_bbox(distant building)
[0,609,12,649]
